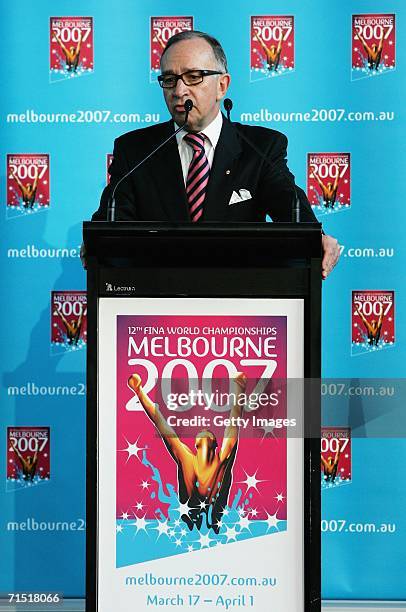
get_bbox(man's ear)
[217,73,231,101]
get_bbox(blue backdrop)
[1,0,405,601]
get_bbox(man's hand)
[321,234,340,280]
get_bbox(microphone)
[107,100,193,221]
[223,98,301,222]
[224,97,233,122]
[184,98,193,114]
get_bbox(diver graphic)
[321,443,341,482]
[128,372,247,533]
[356,29,385,70]
[53,31,83,72]
[11,168,39,208]
[254,31,283,71]
[54,305,84,345]
[312,167,340,208]
[11,439,39,481]
[355,303,384,346]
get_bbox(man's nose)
[173,77,189,97]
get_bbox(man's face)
[160,38,230,132]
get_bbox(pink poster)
[250,16,294,81]
[321,427,352,489]
[50,17,94,82]
[116,315,289,567]
[307,153,351,215]
[352,14,395,80]
[351,290,395,356]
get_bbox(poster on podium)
[97,297,304,612]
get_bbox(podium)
[84,221,322,612]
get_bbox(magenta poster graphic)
[7,154,50,219]
[150,17,194,83]
[116,315,288,567]
[7,427,50,491]
[50,17,94,83]
[250,16,294,82]
[352,14,395,80]
[106,154,114,184]
[351,290,395,356]
[307,153,351,215]
[51,291,87,355]
[321,428,351,489]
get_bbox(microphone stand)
[107,101,193,221]
[223,98,301,222]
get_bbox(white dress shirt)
[175,111,223,184]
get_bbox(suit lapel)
[202,115,243,222]
[151,121,189,222]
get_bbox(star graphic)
[141,480,151,490]
[198,532,212,549]
[238,507,246,517]
[174,518,181,527]
[176,500,192,517]
[260,423,275,440]
[199,500,208,510]
[224,525,238,542]
[116,524,123,533]
[249,508,258,517]
[130,514,148,534]
[175,538,183,547]
[264,511,279,532]
[222,507,230,516]
[180,529,187,537]
[187,544,194,553]
[237,515,252,532]
[121,436,146,462]
[135,501,144,511]
[216,519,223,530]
[153,520,170,539]
[120,511,129,520]
[238,469,266,493]
[275,492,285,503]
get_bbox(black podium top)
[83,221,322,267]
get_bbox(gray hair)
[160,30,228,72]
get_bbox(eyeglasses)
[158,69,224,89]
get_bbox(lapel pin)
[226,170,231,175]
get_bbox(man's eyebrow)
[160,67,203,75]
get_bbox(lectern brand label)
[352,14,396,80]
[6,154,50,219]
[351,290,395,356]
[250,16,295,82]
[105,283,137,294]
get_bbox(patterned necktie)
[184,133,210,222]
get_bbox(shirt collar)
[175,110,223,148]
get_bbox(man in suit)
[92,30,339,278]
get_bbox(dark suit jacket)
[93,115,317,223]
